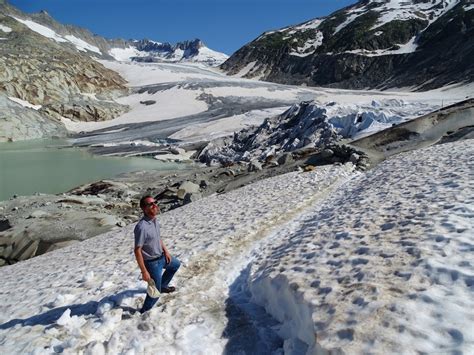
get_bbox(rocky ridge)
[0,94,65,142]
[0,3,129,141]
[222,0,474,90]
[0,3,227,65]
[130,38,229,66]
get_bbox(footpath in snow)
[0,161,355,353]
[0,140,472,354]
[248,139,474,354]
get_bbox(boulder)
[264,159,279,168]
[57,196,106,205]
[170,147,186,155]
[10,233,39,261]
[116,220,127,228]
[184,192,202,204]
[321,149,334,159]
[155,188,179,204]
[27,210,51,219]
[277,153,294,165]
[140,100,156,106]
[248,160,263,172]
[98,215,121,227]
[177,181,200,200]
[0,219,11,232]
[349,153,360,164]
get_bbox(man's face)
[143,197,159,217]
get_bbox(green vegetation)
[318,10,348,38]
[418,3,474,48]
[368,19,428,50]
[321,11,380,52]
[255,32,289,50]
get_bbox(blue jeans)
[140,255,181,313]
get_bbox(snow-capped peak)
[109,38,228,66]
[5,6,227,67]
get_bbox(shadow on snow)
[0,288,143,330]
[222,265,283,354]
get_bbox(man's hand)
[142,270,151,282]
[164,251,172,264]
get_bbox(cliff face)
[0,3,129,141]
[221,0,474,90]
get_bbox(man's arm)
[134,246,151,282]
[160,240,171,264]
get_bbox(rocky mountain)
[222,0,474,90]
[128,38,229,66]
[0,2,228,65]
[0,1,129,141]
[0,0,227,141]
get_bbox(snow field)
[246,140,474,354]
[0,24,12,33]
[0,140,472,354]
[98,61,224,87]
[0,163,355,353]
[168,107,288,142]
[62,87,209,132]
[65,60,472,139]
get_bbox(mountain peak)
[126,37,228,65]
[222,0,473,90]
[38,10,51,17]
[176,38,204,49]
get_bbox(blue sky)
[9,0,356,55]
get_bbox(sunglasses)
[145,201,158,207]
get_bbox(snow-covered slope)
[12,16,101,54]
[0,139,472,353]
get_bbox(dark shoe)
[161,286,176,293]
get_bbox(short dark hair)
[139,195,154,209]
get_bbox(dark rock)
[155,187,178,201]
[184,192,202,204]
[277,153,294,165]
[349,153,360,164]
[139,100,156,106]
[170,147,185,155]
[0,219,12,232]
[72,181,114,195]
[248,161,263,172]
[321,149,334,158]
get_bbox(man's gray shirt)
[134,216,163,260]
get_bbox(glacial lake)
[0,139,191,201]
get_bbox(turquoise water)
[0,139,190,201]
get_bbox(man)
[134,195,180,313]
